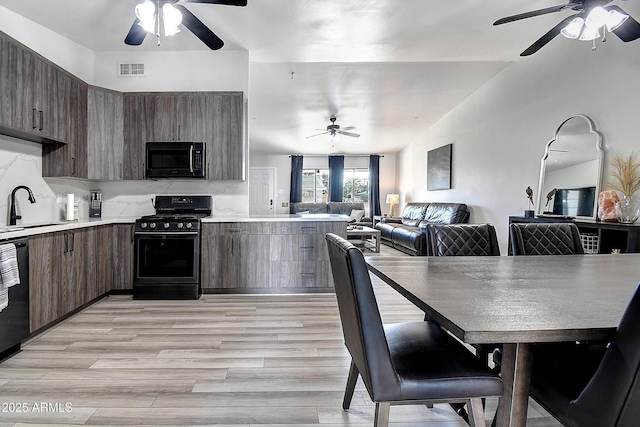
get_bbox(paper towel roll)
[66,194,75,221]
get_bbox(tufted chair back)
[428,224,500,256]
[510,223,584,256]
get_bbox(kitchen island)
[201,214,349,293]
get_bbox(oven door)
[134,232,200,284]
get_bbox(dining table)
[365,254,640,427]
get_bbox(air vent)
[118,62,146,77]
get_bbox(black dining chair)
[325,233,503,427]
[509,223,584,255]
[427,223,500,256]
[521,283,640,426]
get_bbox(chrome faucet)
[9,186,36,226]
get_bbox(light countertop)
[0,214,350,241]
[0,217,137,241]
[202,214,350,223]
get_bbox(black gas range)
[133,195,212,300]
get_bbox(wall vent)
[118,62,146,77]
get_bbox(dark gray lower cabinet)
[28,224,129,332]
[201,221,347,292]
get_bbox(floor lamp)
[386,193,399,217]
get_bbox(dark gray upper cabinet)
[85,86,124,180]
[123,91,246,181]
[0,31,86,148]
[1,30,246,181]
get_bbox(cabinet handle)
[228,228,244,233]
[64,233,68,253]
[299,246,315,250]
[32,108,38,130]
[70,232,75,252]
[72,157,76,176]
[38,110,43,131]
[177,125,181,141]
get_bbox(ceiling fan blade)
[174,4,224,50]
[337,130,360,138]
[341,126,356,131]
[305,131,330,139]
[494,3,577,26]
[124,18,148,46]
[179,0,247,5]
[520,14,578,56]
[608,6,640,42]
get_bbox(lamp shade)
[162,3,182,36]
[386,194,399,205]
[135,0,157,34]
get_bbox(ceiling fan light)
[579,24,601,41]
[162,3,183,36]
[606,9,629,32]
[135,0,157,34]
[561,17,585,39]
[585,6,609,29]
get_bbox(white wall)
[250,152,397,215]
[398,37,640,252]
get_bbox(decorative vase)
[615,195,640,224]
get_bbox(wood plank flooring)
[0,246,561,426]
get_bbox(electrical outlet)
[282,202,289,207]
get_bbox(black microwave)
[145,142,206,178]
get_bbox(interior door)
[249,168,275,216]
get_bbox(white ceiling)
[2,0,639,155]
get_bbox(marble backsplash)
[0,136,249,226]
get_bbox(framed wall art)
[427,143,452,191]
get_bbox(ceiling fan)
[305,118,361,139]
[494,0,640,56]
[125,0,247,50]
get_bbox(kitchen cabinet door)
[28,233,60,332]
[208,93,245,180]
[86,86,124,179]
[112,224,134,290]
[201,223,270,290]
[123,93,149,180]
[92,225,114,298]
[41,78,88,178]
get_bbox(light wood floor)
[0,247,561,426]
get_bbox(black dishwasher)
[0,237,29,360]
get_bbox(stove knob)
[177,223,184,229]
[150,223,156,229]
[186,223,193,229]
[164,223,170,229]
[140,223,148,229]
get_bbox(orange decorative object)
[598,190,620,222]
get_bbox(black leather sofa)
[375,202,469,256]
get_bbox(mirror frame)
[536,114,604,219]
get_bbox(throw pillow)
[350,209,365,222]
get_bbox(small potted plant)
[608,152,640,224]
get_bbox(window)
[343,169,369,203]
[302,169,329,202]
[302,168,369,205]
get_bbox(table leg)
[495,343,533,427]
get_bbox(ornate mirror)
[536,115,603,219]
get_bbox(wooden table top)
[366,255,640,345]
